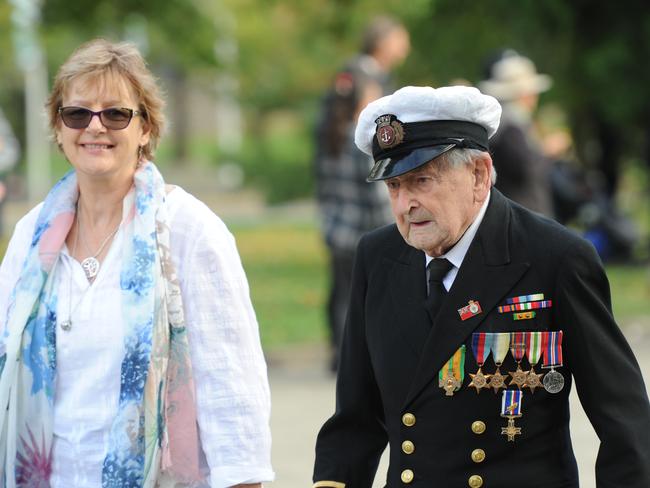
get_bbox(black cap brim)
[366,144,457,182]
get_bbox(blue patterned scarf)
[0,162,203,487]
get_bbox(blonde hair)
[46,38,165,161]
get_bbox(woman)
[0,39,273,487]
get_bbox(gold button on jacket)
[401,469,414,483]
[402,413,416,427]
[471,420,486,434]
[468,474,483,487]
[401,440,415,454]
[471,448,486,463]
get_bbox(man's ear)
[472,152,493,202]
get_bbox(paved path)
[268,325,650,488]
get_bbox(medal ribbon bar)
[498,300,553,313]
[510,332,526,362]
[526,331,546,365]
[501,389,523,417]
[490,333,510,364]
[505,293,545,305]
[471,332,492,365]
[542,330,564,367]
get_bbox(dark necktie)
[426,258,453,320]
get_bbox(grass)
[1,222,648,349]
[229,222,328,347]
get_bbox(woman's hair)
[46,38,165,161]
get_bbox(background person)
[0,39,273,487]
[313,85,650,488]
[314,16,410,372]
[479,50,555,217]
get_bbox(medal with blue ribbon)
[501,390,523,441]
[439,346,466,396]
[468,333,493,393]
[542,330,565,394]
[487,333,510,393]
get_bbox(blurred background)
[1,1,650,487]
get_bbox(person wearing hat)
[479,51,555,217]
[312,85,650,488]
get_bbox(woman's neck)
[76,176,132,229]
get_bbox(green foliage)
[2,0,650,204]
[41,0,220,70]
[238,110,314,203]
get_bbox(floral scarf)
[0,162,203,487]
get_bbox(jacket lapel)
[403,190,530,408]
[387,245,430,355]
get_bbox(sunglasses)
[58,106,141,130]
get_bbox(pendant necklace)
[60,215,82,332]
[78,210,121,281]
[60,208,120,331]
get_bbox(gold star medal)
[487,332,510,393]
[508,332,529,388]
[468,332,492,393]
[438,346,466,397]
[500,390,523,442]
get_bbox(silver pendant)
[81,256,100,279]
[60,320,72,331]
[543,368,565,393]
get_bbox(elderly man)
[312,86,650,488]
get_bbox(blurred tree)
[406,0,650,193]
[1,0,647,202]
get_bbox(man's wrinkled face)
[385,159,477,257]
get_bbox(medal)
[498,300,552,314]
[468,333,492,393]
[439,346,466,396]
[508,332,529,388]
[542,330,565,394]
[524,331,546,392]
[500,390,523,441]
[513,311,536,321]
[505,293,545,304]
[487,333,510,393]
[458,300,482,321]
[543,369,565,393]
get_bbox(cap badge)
[375,114,404,150]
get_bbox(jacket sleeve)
[555,239,650,488]
[313,235,388,488]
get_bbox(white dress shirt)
[0,187,274,488]
[425,192,491,291]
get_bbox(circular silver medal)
[543,369,564,393]
[60,320,72,331]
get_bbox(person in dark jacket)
[479,51,554,217]
[314,16,410,371]
[312,85,650,488]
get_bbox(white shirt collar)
[425,191,491,288]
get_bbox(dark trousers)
[327,248,356,371]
